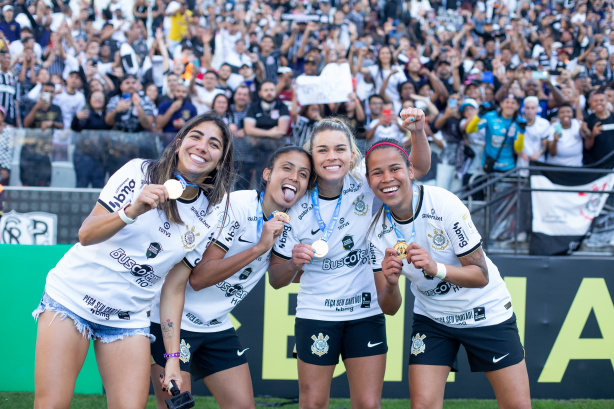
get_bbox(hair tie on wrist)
[164,352,181,360]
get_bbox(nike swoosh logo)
[311,228,320,235]
[367,341,383,348]
[237,348,249,356]
[492,353,509,363]
[238,236,252,243]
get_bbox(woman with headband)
[33,112,234,408]
[365,138,530,408]
[268,111,430,408]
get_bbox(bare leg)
[344,354,386,409]
[34,310,90,409]
[94,335,151,409]
[408,365,450,409]
[203,363,255,409]
[297,358,336,409]
[151,363,192,409]
[485,360,532,409]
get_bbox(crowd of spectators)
[1,0,614,190]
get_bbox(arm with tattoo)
[158,262,191,391]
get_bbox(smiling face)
[175,121,225,181]
[263,150,311,209]
[311,130,354,186]
[558,106,573,127]
[366,147,414,216]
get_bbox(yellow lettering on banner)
[504,277,527,344]
[382,277,405,381]
[538,278,614,383]
[262,277,299,380]
[230,313,241,330]
[262,274,407,381]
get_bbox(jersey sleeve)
[442,192,482,258]
[367,211,387,273]
[368,238,385,273]
[271,221,300,261]
[97,159,143,213]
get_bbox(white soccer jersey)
[272,173,383,321]
[368,185,513,328]
[151,190,271,332]
[44,159,219,328]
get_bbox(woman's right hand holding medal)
[291,243,315,270]
[256,215,289,253]
[382,248,403,286]
[128,184,170,218]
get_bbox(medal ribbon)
[384,184,420,244]
[256,190,265,238]
[173,171,199,189]
[311,184,344,244]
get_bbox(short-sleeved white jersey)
[272,174,383,321]
[368,185,513,327]
[44,159,219,328]
[151,190,271,332]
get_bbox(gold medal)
[311,239,329,258]
[164,179,184,200]
[393,241,408,259]
[272,211,291,222]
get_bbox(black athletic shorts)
[409,313,525,372]
[150,324,248,380]
[295,314,388,366]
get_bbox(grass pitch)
[2,393,614,408]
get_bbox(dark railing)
[455,150,614,256]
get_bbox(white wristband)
[118,205,136,224]
[435,262,447,280]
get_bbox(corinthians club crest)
[181,225,200,250]
[428,229,449,251]
[179,339,191,363]
[411,333,426,356]
[353,194,368,216]
[311,333,330,357]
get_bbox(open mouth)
[282,184,297,202]
[324,165,341,171]
[382,186,399,195]
[190,154,206,164]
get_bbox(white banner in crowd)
[295,63,353,106]
[531,173,614,236]
[0,210,57,245]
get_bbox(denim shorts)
[33,292,155,344]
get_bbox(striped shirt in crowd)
[0,71,19,126]
[292,116,317,149]
[0,125,14,171]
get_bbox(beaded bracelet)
[164,352,181,360]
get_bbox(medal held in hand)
[164,179,184,200]
[310,185,344,258]
[311,239,329,258]
[272,210,291,222]
[393,240,409,259]
[384,184,420,260]
[165,172,199,200]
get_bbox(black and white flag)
[530,165,614,255]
